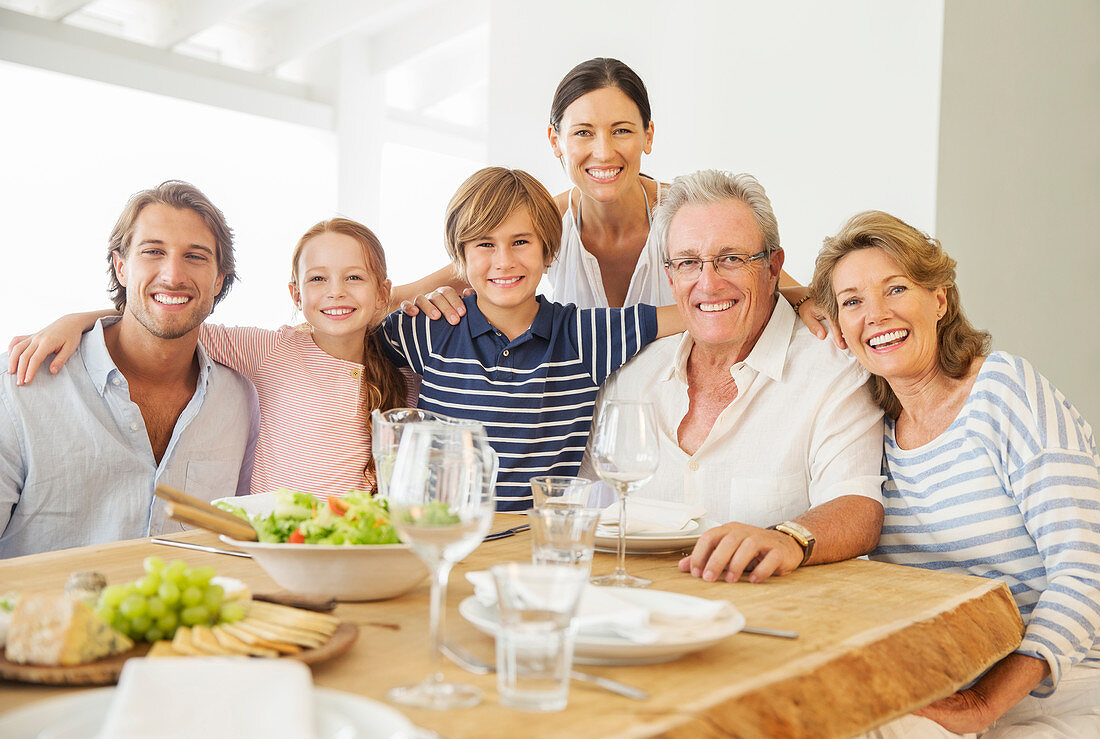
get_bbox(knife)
[151,537,252,558]
[741,625,799,639]
[484,523,530,541]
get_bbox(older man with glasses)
[588,169,886,584]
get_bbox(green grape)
[156,612,179,634]
[146,596,166,619]
[136,574,160,596]
[164,560,188,581]
[142,556,166,575]
[180,605,210,626]
[157,581,181,606]
[111,615,129,634]
[130,615,152,634]
[188,566,216,587]
[144,627,164,643]
[203,585,224,612]
[99,585,127,609]
[219,602,245,623]
[96,605,116,624]
[181,586,203,607]
[119,594,148,619]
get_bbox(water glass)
[491,563,588,712]
[530,476,594,509]
[529,506,600,574]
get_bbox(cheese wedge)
[4,593,133,666]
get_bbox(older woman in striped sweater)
[810,211,1100,737]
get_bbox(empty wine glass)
[588,400,659,588]
[385,421,497,709]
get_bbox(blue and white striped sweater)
[872,351,1100,696]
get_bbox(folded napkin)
[597,497,707,535]
[97,657,316,739]
[466,571,725,644]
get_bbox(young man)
[0,181,259,558]
[382,167,680,511]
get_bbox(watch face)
[777,522,814,544]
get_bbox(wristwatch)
[768,521,816,566]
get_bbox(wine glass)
[588,400,659,588]
[385,421,497,709]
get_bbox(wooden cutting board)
[0,621,358,686]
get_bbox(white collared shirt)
[585,300,885,526]
[545,182,674,309]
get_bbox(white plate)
[594,519,703,553]
[0,686,418,738]
[459,589,744,666]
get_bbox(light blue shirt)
[0,317,259,558]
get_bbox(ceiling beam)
[149,0,268,49]
[249,0,439,73]
[0,8,333,129]
[367,0,487,74]
[37,0,93,22]
[386,108,487,163]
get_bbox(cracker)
[211,625,277,658]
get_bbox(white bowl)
[214,493,428,602]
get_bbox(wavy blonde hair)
[809,210,990,418]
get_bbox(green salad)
[216,489,400,545]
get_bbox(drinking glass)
[385,422,497,709]
[492,563,588,712]
[529,506,601,574]
[530,475,594,509]
[587,400,659,588]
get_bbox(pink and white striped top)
[199,324,419,500]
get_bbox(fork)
[440,639,649,701]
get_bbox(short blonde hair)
[443,167,562,278]
[809,210,991,418]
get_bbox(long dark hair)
[549,57,651,131]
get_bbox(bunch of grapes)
[95,557,246,642]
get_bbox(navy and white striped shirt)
[872,352,1100,696]
[382,295,659,511]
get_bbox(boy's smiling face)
[462,207,549,339]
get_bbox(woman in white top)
[403,58,824,334]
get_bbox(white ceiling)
[0,0,489,132]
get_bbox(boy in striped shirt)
[381,167,681,511]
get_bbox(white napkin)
[97,657,317,739]
[466,572,725,644]
[597,498,707,535]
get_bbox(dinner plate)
[0,686,417,738]
[594,518,703,553]
[459,589,744,665]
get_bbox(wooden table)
[0,523,1023,738]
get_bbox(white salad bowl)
[212,493,428,602]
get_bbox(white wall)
[0,61,338,340]
[936,0,1100,425]
[488,0,945,284]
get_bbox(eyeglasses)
[663,251,768,280]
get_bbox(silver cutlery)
[151,537,253,558]
[441,639,649,701]
[742,625,799,639]
[483,523,530,541]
